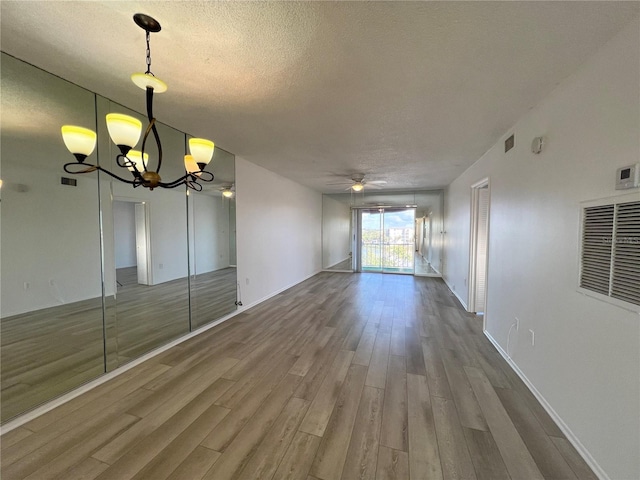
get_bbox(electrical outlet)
[529,329,535,346]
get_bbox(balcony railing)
[362,243,414,269]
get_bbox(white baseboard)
[237,269,322,312]
[324,257,351,269]
[442,276,468,310]
[483,331,609,480]
[0,269,322,435]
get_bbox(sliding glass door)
[360,208,415,274]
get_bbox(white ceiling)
[1,1,638,193]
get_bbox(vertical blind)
[580,200,640,306]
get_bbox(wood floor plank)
[294,335,344,401]
[421,337,453,400]
[165,446,221,480]
[550,436,599,480]
[365,333,391,389]
[93,373,234,464]
[201,374,302,480]
[495,387,576,479]
[92,378,233,480]
[126,356,237,419]
[352,330,377,367]
[130,403,230,480]
[310,364,368,480]
[379,355,408,452]
[462,427,510,480]
[389,321,406,356]
[201,353,298,451]
[407,373,443,480]
[405,327,427,376]
[440,347,488,431]
[52,457,110,480]
[3,413,139,480]
[3,363,167,466]
[273,431,322,480]
[299,350,354,437]
[290,327,336,376]
[340,386,384,480]
[432,396,477,480]
[375,446,409,480]
[1,387,151,477]
[465,366,544,480]
[235,396,310,480]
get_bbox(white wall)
[113,201,136,269]
[443,18,640,480]
[322,195,351,268]
[235,157,322,307]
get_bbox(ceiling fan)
[220,184,235,198]
[328,174,387,192]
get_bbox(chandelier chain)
[145,30,152,75]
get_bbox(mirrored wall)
[0,53,237,422]
[322,190,444,276]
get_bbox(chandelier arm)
[195,171,215,182]
[157,174,190,188]
[64,162,141,186]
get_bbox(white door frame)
[468,178,490,323]
[113,196,152,286]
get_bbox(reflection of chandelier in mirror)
[60,14,215,191]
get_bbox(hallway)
[1,273,595,480]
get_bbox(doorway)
[358,207,415,274]
[469,179,490,314]
[113,200,151,288]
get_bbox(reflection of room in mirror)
[0,53,238,423]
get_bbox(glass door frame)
[353,206,416,275]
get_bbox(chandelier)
[61,14,215,191]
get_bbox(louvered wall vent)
[580,200,640,307]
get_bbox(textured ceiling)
[1,1,638,193]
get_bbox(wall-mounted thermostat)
[615,163,640,190]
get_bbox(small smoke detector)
[531,136,545,154]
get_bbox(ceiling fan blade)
[368,180,387,185]
[327,181,353,186]
[365,183,384,189]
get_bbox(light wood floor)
[1,272,596,480]
[1,268,237,422]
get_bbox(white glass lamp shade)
[126,150,149,171]
[352,182,364,192]
[184,155,200,174]
[189,138,215,165]
[131,73,168,93]
[106,114,142,148]
[61,125,97,156]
